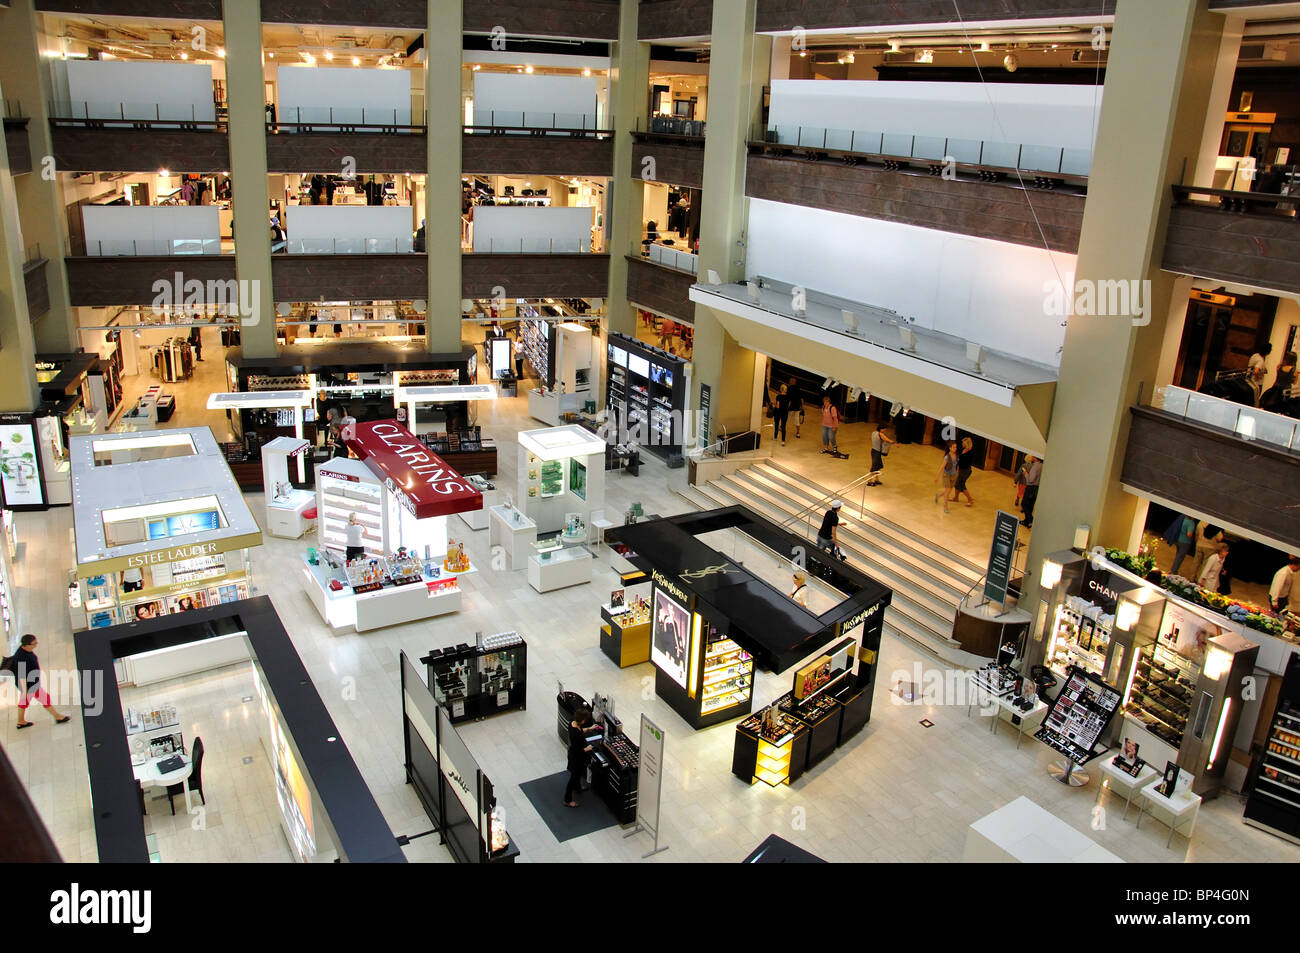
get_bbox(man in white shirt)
[1197,542,1230,593]
[1248,343,1272,406]
[1271,556,1300,614]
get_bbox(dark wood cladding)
[462,253,610,298]
[65,256,237,307]
[1123,406,1300,550]
[34,0,221,17]
[746,153,1083,253]
[464,0,620,39]
[260,0,427,28]
[51,127,229,174]
[631,135,704,189]
[273,254,428,301]
[626,256,695,322]
[1162,203,1300,298]
[462,134,613,177]
[755,0,1114,31]
[1210,0,1293,7]
[639,0,713,39]
[4,120,32,177]
[23,259,51,321]
[267,132,426,174]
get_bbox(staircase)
[677,459,988,665]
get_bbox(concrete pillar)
[0,1,77,353]
[223,0,276,358]
[605,0,650,338]
[692,0,771,443]
[1193,15,1244,188]
[1023,0,1234,630]
[0,80,41,412]
[425,1,463,353]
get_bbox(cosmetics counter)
[557,688,640,824]
[421,631,527,724]
[1244,654,1300,844]
[605,331,687,460]
[517,424,607,535]
[67,428,262,637]
[600,588,652,668]
[261,437,314,539]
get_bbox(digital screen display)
[627,354,651,379]
[0,419,44,508]
[650,364,673,388]
[165,510,221,536]
[147,520,169,540]
[490,338,513,378]
[610,346,627,368]
[651,587,690,689]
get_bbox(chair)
[589,508,615,546]
[167,736,205,815]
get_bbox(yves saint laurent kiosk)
[302,420,483,632]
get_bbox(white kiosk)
[517,425,607,535]
[301,419,484,632]
[261,437,314,539]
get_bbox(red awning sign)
[345,420,482,519]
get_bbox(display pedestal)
[489,504,536,570]
[528,546,593,593]
[266,490,314,539]
[1048,760,1091,787]
[599,604,651,667]
[528,388,584,427]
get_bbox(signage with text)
[346,420,482,519]
[0,414,45,509]
[984,510,1020,603]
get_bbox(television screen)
[147,520,168,540]
[611,346,628,368]
[651,588,690,689]
[651,365,673,388]
[628,354,650,379]
[166,510,221,536]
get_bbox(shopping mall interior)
[1,0,1299,875]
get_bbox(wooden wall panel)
[35,0,221,18]
[1162,203,1300,297]
[267,132,426,174]
[463,0,621,39]
[746,154,1084,253]
[4,121,33,177]
[462,253,609,298]
[462,134,614,177]
[51,128,229,174]
[631,136,704,189]
[755,0,1115,31]
[65,256,237,307]
[23,260,51,320]
[1122,406,1300,551]
[626,256,695,322]
[260,0,427,28]
[273,255,429,301]
[639,0,713,39]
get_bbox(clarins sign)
[346,420,483,519]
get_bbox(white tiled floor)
[4,356,1298,864]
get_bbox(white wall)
[284,206,415,253]
[82,206,220,255]
[472,73,598,129]
[472,206,593,253]
[65,60,215,121]
[277,66,412,125]
[745,198,1070,367]
[767,80,1101,173]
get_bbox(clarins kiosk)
[302,420,483,632]
[261,437,314,539]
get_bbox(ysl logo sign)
[679,564,738,582]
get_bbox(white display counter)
[459,474,499,531]
[301,554,466,632]
[267,490,315,539]
[120,632,251,687]
[518,424,607,535]
[489,504,536,570]
[262,436,314,538]
[528,545,593,593]
[528,388,585,427]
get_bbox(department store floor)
[7,370,1297,864]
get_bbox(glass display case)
[701,637,754,716]
[422,632,528,723]
[1126,643,1197,748]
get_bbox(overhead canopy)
[345,419,482,519]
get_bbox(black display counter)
[421,633,527,724]
[556,689,640,825]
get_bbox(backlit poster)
[0,416,44,508]
[651,587,690,689]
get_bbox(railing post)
[1059,147,1065,174]
[1016,144,1023,169]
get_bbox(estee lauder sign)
[76,531,263,578]
[346,420,482,519]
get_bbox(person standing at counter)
[345,514,365,563]
[564,708,595,808]
[5,635,71,728]
[1271,556,1300,614]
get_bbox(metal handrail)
[779,472,877,549]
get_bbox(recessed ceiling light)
[217,47,225,58]
[582,67,591,76]
[325,51,333,61]
[352,55,360,66]
[525,64,533,73]
[180,51,188,60]
[268,51,275,58]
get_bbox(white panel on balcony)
[82,206,220,256]
[65,60,215,122]
[472,73,598,130]
[277,66,412,126]
[472,206,594,254]
[283,206,415,254]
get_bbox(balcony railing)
[635,241,698,274]
[83,238,225,256]
[637,116,706,138]
[472,238,593,253]
[1151,384,1299,453]
[282,237,415,254]
[272,106,423,133]
[1171,183,1299,217]
[465,111,608,137]
[755,123,1092,179]
[49,100,223,130]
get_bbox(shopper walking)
[1197,542,1230,593]
[188,320,203,361]
[788,377,804,438]
[1017,455,1042,528]
[790,570,809,608]
[4,635,70,728]
[816,500,844,558]
[1192,521,1224,578]
[772,384,791,445]
[954,436,976,507]
[1167,515,1198,576]
[1248,343,1273,406]
[345,514,365,563]
[1270,556,1300,614]
[867,423,895,485]
[934,442,959,514]
[820,396,840,455]
[563,708,595,808]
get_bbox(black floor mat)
[518,771,620,843]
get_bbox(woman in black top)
[9,635,70,728]
[564,708,595,808]
[954,436,976,507]
[772,384,791,445]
